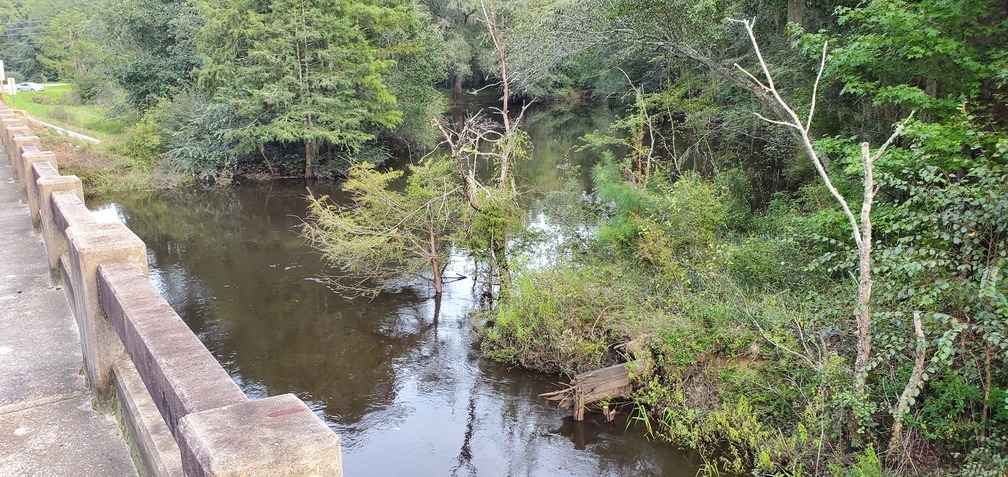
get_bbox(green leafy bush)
[482,264,626,375]
[156,93,241,183]
[111,115,163,166]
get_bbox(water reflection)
[97,103,700,476]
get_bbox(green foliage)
[800,0,1006,118]
[592,164,735,279]
[635,376,811,475]
[2,0,67,81]
[962,432,1008,476]
[869,112,1007,455]
[200,0,424,174]
[420,0,488,96]
[156,92,242,183]
[377,3,447,147]
[104,0,203,110]
[481,264,624,375]
[304,157,466,296]
[111,114,164,166]
[829,445,883,477]
[36,9,107,89]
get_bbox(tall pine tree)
[204,0,414,178]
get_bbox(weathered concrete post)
[65,222,148,394]
[177,394,343,477]
[4,124,30,180]
[3,119,26,151]
[20,146,54,226]
[0,113,19,152]
[36,165,84,281]
[13,134,41,183]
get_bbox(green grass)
[5,84,160,198]
[5,85,130,142]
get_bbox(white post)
[7,78,14,96]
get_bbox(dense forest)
[4,0,1007,475]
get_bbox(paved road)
[0,152,137,476]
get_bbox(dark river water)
[94,103,701,476]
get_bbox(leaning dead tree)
[430,0,533,300]
[729,18,913,402]
[887,311,926,461]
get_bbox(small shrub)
[719,237,801,291]
[961,433,1008,476]
[481,264,627,375]
[112,115,163,166]
[56,90,83,106]
[74,74,102,103]
[828,446,883,477]
[50,107,71,123]
[157,92,241,182]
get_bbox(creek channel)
[93,102,701,476]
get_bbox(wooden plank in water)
[541,360,638,421]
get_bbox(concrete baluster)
[4,124,29,180]
[177,394,343,477]
[36,165,83,282]
[20,146,53,226]
[65,222,148,394]
[13,136,41,193]
[0,114,19,156]
[3,119,25,152]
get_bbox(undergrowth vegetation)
[481,105,1008,475]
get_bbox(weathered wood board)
[540,360,638,421]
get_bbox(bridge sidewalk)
[0,154,138,476]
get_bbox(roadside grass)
[6,85,167,198]
[5,85,130,142]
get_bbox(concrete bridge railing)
[1,108,343,477]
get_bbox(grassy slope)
[5,85,160,198]
[5,85,129,142]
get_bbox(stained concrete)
[0,152,138,476]
[178,394,342,477]
[100,261,247,437]
[0,396,138,477]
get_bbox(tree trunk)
[787,0,805,27]
[305,139,315,179]
[432,293,442,324]
[430,224,443,295]
[493,235,510,297]
[886,312,926,462]
[853,142,874,399]
[452,70,463,102]
[431,258,443,295]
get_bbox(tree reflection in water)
[97,102,701,476]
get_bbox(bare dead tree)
[887,311,926,461]
[479,0,534,192]
[432,111,500,210]
[729,17,914,403]
[426,0,534,301]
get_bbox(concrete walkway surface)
[0,154,137,476]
